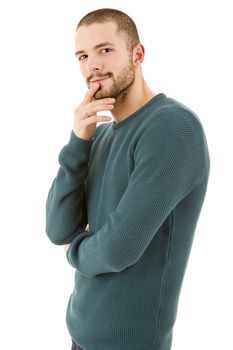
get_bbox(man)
[46,8,210,350]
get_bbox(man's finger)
[82,82,100,104]
[81,115,112,126]
[84,102,115,116]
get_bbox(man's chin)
[94,89,113,100]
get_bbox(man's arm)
[66,112,206,276]
[45,131,93,244]
[45,82,115,244]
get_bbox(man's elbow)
[45,224,74,245]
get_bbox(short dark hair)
[76,8,140,52]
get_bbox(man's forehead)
[75,23,123,54]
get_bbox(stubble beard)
[93,61,135,103]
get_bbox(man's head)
[75,8,145,101]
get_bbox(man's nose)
[87,56,104,72]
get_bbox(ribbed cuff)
[66,231,94,269]
[70,130,94,144]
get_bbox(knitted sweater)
[46,92,210,350]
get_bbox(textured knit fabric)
[46,92,210,350]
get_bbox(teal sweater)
[46,93,210,350]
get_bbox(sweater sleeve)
[66,113,205,276]
[45,130,93,245]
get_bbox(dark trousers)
[71,339,84,350]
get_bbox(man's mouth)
[89,75,111,83]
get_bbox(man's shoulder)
[144,95,203,134]
[132,95,206,150]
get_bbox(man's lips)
[89,75,111,83]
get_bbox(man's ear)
[133,43,145,66]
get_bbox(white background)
[0,0,232,349]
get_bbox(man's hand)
[73,82,115,141]
[64,244,70,253]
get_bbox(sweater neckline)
[111,93,166,129]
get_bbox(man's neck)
[111,78,156,124]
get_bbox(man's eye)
[79,55,87,61]
[101,48,111,54]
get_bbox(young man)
[46,8,210,350]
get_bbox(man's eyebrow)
[75,41,115,56]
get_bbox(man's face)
[75,22,135,101]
